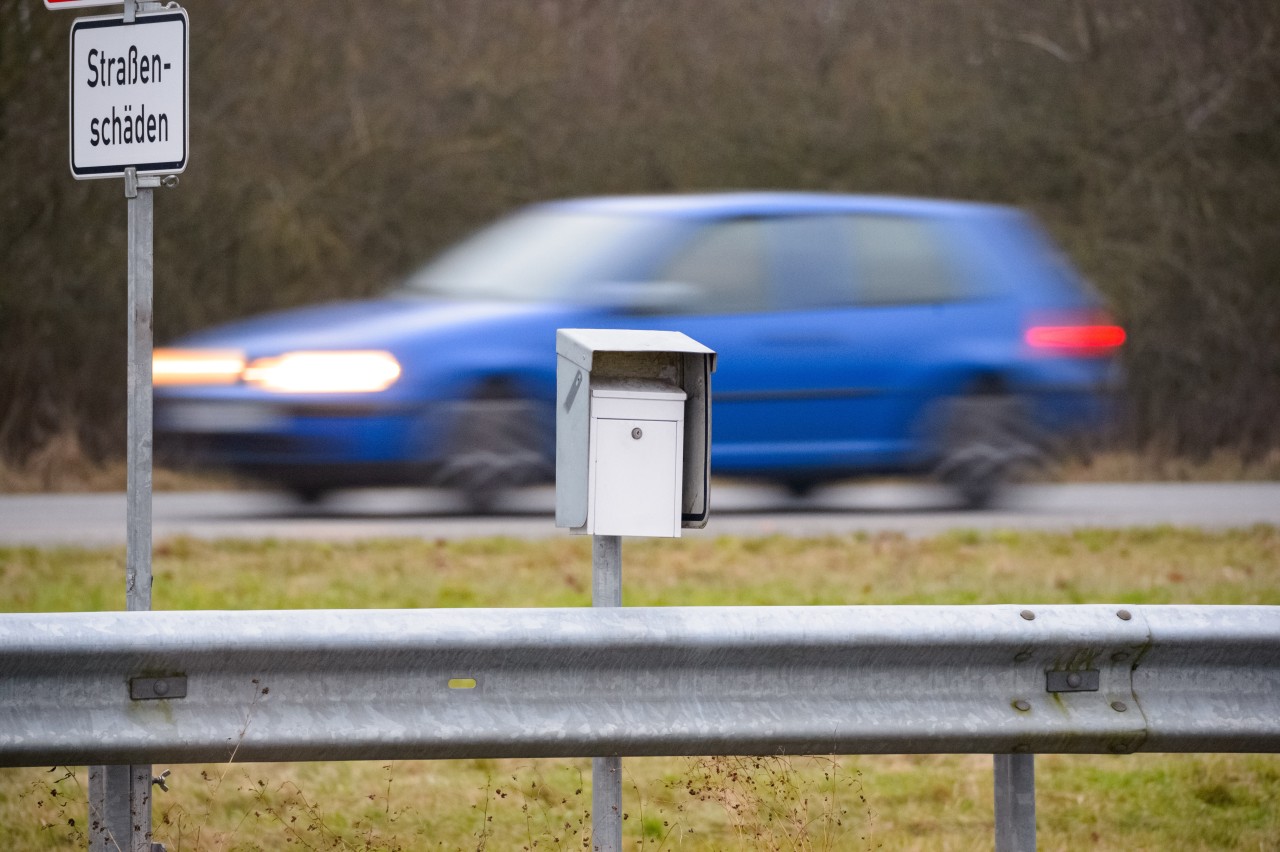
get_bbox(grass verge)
[1,526,1277,849]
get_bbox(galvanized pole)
[124,176,155,614]
[994,753,1036,852]
[591,535,623,852]
[88,166,157,852]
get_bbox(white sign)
[70,10,188,179]
[44,0,121,9]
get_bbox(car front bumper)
[155,396,445,486]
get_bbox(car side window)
[769,216,856,310]
[766,214,962,310]
[659,219,770,314]
[842,215,960,305]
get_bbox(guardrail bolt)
[1111,651,1130,662]
[1014,651,1032,662]
[1117,609,1132,621]
[1066,673,1083,689]
[1111,701,1128,713]
[1013,700,1031,712]
[1020,610,1036,621]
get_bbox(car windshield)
[401,209,669,301]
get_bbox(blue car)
[154,193,1124,509]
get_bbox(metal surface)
[1045,670,1100,693]
[0,604,1277,768]
[88,764,152,852]
[592,535,623,852]
[130,676,188,701]
[126,176,155,613]
[555,329,716,531]
[592,536,623,609]
[90,163,157,852]
[587,382,686,538]
[994,753,1036,852]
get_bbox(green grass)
[2,527,1278,849]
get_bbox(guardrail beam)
[0,605,1276,768]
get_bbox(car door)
[621,218,784,472]
[633,215,871,474]
[640,212,987,476]
[769,212,993,468]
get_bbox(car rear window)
[841,215,962,305]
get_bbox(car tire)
[784,480,819,498]
[436,380,554,513]
[934,391,1044,509]
[288,485,330,506]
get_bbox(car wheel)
[435,381,554,513]
[286,484,330,506]
[934,392,1045,509]
[784,480,819,498]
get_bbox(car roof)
[538,192,1018,221]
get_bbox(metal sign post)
[124,166,157,619]
[50,0,188,847]
[88,164,165,852]
[101,74,164,852]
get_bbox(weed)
[20,767,86,847]
[479,765,590,851]
[679,756,876,851]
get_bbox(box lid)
[556,329,717,373]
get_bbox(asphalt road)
[1,482,1277,546]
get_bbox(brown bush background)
[2,0,1278,465]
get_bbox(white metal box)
[587,379,687,537]
[555,329,716,537]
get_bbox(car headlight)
[241,351,402,393]
[153,349,246,386]
[153,348,402,393]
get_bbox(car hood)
[173,296,558,356]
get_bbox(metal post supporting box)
[555,329,716,537]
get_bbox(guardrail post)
[591,535,623,852]
[994,753,1036,851]
[89,765,153,852]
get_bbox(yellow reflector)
[242,351,402,394]
[153,349,246,386]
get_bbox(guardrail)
[2,604,1277,767]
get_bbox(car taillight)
[1024,313,1125,356]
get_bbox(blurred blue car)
[154,193,1124,509]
